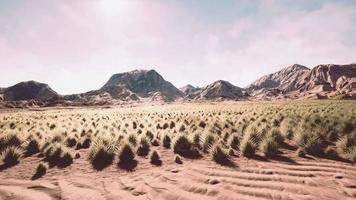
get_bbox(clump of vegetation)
[1,146,23,166]
[175,155,183,164]
[150,150,162,166]
[228,133,240,150]
[191,133,201,149]
[260,138,279,157]
[211,144,231,165]
[0,133,24,152]
[127,134,138,147]
[151,138,160,146]
[162,134,171,149]
[336,134,356,162]
[33,162,49,179]
[201,133,216,153]
[294,131,324,156]
[137,136,150,156]
[43,143,73,167]
[88,138,115,170]
[117,142,136,170]
[23,138,41,156]
[172,134,200,158]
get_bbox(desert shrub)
[33,162,49,179]
[191,133,201,149]
[260,138,279,157]
[240,139,256,157]
[267,128,284,144]
[228,148,235,156]
[1,146,23,166]
[344,146,356,162]
[198,121,206,128]
[295,132,324,155]
[88,138,115,170]
[75,152,81,159]
[211,144,231,165]
[23,138,41,156]
[169,121,175,129]
[227,133,240,150]
[336,134,356,161]
[127,134,138,147]
[150,150,162,165]
[137,136,150,156]
[324,145,338,158]
[201,133,216,153]
[146,131,154,141]
[162,134,171,149]
[151,138,160,146]
[44,143,73,167]
[51,134,63,143]
[65,136,77,147]
[117,142,136,170]
[175,155,183,164]
[172,134,200,158]
[296,148,306,157]
[0,133,24,152]
[222,132,230,142]
[81,137,91,149]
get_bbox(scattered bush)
[33,162,48,179]
[0,133,23,152]
[162,134,171,149]
[240,139,256,157]
[172,134,200,158]
[88,138,115,170]
[211,144,231,165]
[201,133,216,153]
[117,142,136,170]
[23,138,41,156]
[127,134,138,147]
[260,138,279,157]
[175,155,183,164]
[228,133,240,150]
[150,150,162,165]
[1,146,23,166]
[137,136,150,156]
[151,139,160,146]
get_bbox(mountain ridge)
[1,63,355,108]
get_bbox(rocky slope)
[179,84,200,95]
[247,64,310,92]
[188,80,248,100]
[101,69,183,101]
[0,64,355,108]
[2,81,58,101]
[248,64,356,99]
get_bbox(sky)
[0,0,355,94]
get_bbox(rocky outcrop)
[191,80,248,100]
[3,81,58,101]
[247,64,310,93]
[180,84,200,95]
[247,63,356,99]
[102,69,183,101]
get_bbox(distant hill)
[101,69,183,101]
[188,80,248,100]
[1,63,355,108]
[247,64,310,92]
[248,64,356,99]
[179,84,200,95]
[3,81,58,101]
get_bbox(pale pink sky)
[0,0,355,94]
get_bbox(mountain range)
[0,63,355,108]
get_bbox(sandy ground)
[0,147,355,200]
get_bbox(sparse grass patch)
[1,146,23,166]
